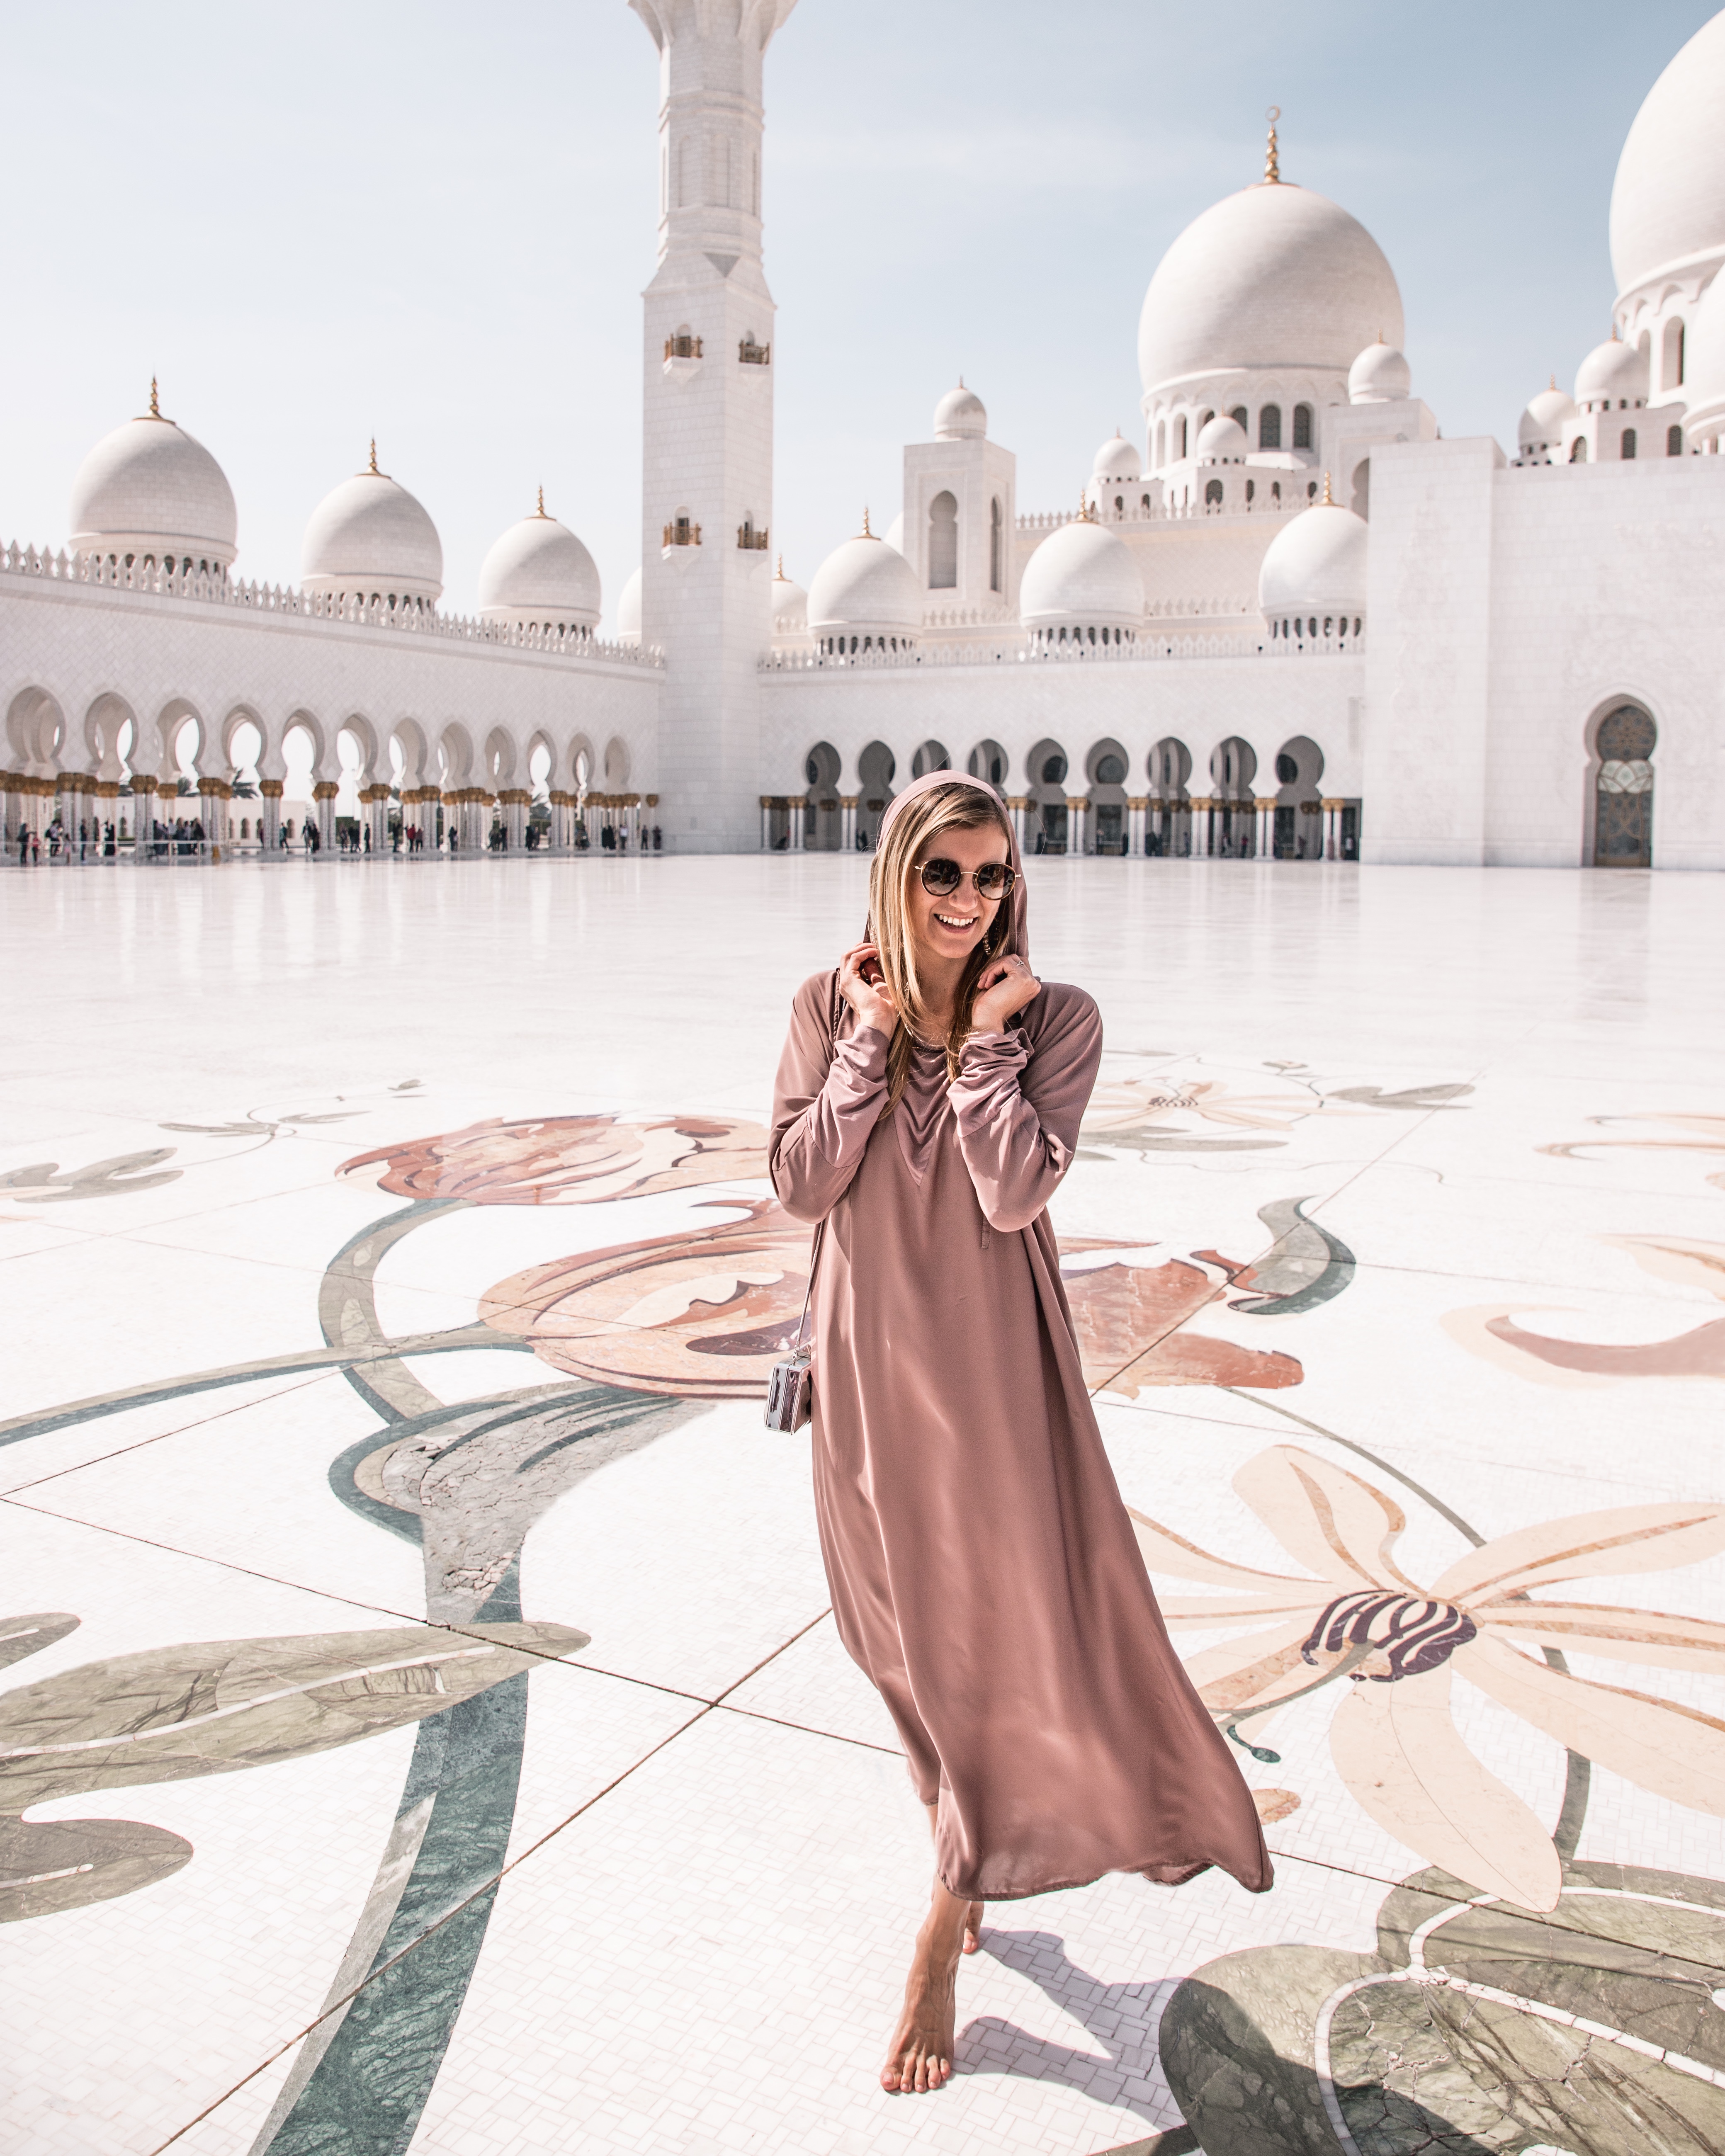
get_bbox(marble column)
[130,776,155,857]
[1005,796,1030,852]
[1067,796,1088,856]
[1255,797,1276,859]
[789,794,806,853]
[313,781,338,855]
[259,779,284,854]
[1126,796,1147,857]
[840,795,858,852]
[1322,797,1343,861]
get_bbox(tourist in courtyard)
[769,772,1272,2098]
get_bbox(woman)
[769,772,1272,2096]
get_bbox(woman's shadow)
[957,1925,1198,2152]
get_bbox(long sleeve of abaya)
[948,984,1103,1233]
[769,972,890,1223]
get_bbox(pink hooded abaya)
[769,772,1273,1903]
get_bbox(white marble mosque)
[6,2,1725,870]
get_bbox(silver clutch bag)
[764,1221,823,1432]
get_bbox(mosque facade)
[6,2,1725,869]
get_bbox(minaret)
[632,0,798,853]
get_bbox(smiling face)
[906,819,1011,973]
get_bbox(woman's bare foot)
[880,1882,968,2093]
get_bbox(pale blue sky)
[0,1,1715,629]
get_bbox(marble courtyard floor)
[2,853,1723,2156]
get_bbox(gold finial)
[1078,486,1096,522]
[1264,105,1281,185]
[861,506,873,537]
[535,484,548,517]
[775,553,784,578]
[148,376,161,419]
[368,438,380,475]
[1549,373,1557,391]
[1322,470,1334,505]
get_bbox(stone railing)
[0,542,663,667]
[761,631,1273,673]
[1017,490,1312,534]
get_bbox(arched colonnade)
[0,689,653,859]
[765,731,1359,861]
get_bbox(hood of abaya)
[865,771,1029,969]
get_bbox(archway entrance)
[1593,705,1655,867]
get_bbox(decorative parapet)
[760,631,1288,672]
[1017,490,1312,534]
[0,541,665,668]
[738,338,770,365]
[664,333,703,361]
[737,524,770,551]
[662,518,701,549]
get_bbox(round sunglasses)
[918,857,1016,902]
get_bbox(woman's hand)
[969,953,1041,1036]
[838,943,898,1038]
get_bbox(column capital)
[258,779,285,799]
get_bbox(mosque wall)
[1363,436,1725,871]
[0,572,661,801]
[1482,454,1725,873]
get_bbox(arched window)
[1229,405,1247,433]
[928,490,958,589]
[1175,416,1188,459]
[1259,405,1283,449]
[1668,424,1684,456]
[1205,478,1224,505]
[989,497,1003,592]
[1622,428,1638,460]
[1293,403,1313,449]
[1570,438,1588,463]
[1664,317,1685,391]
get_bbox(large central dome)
[1609,9,1725,298]
[1138,182,1403,395]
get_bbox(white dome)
[1258,500,1369,620]
[1019,517,1145,633]
[1195,413,1249,462]
[616,566,643,646]
[807,529,923,640]
[1610,11,1725,297]
[1092,432,1141,481]
[932,381,987,440]
[1574,335,1648,409]
[69,398,237,570]
[883,513,905,554]
[1518,384,1577,447]
[1348,339,1411,403]
[1139,181,1403,393]
[476,501,600,627]
[301,452,442,604]
[772,561,809,636]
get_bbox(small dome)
[616,566,643,646]
[1092,431,1141,481]
[932,381,987,440]
[1610,11,1725,297]
[772,559,809,636]
[1518,384,1577,447]
[476,498,600,627]
[1348,338,1411,403]
[1139,181,1403,394]
[1019,517,1145,633]
[302,449,442,604]
[1195,413,1249,462]
[807,527,923,641]
[1258,498,1368,620]
[1574,335,1649,409]
[69,392,238,570]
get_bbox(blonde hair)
[868,782,1014,1114]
